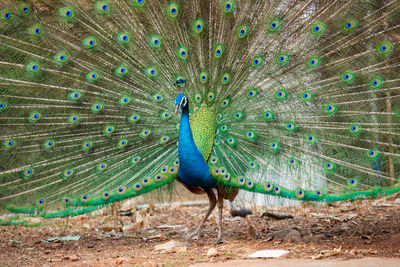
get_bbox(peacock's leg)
[215,191,224,244]
[186,188,216,241]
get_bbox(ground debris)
[312,246,341,259]
[1,194,400,266]
[262,211,294,220]
[153,240,187,253]
[42,235,81,242]
[230,208,253,218]
[156,224,183,229]
[207,248,218,257]
[7,240,20,247]
[267,228,302,242]
[69,255,79,262]
[372,202,394,207]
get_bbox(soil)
[1,193,400,267]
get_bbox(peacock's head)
[175,93,188,115]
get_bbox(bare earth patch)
[1,195,400,266]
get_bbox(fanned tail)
[1,0,400,219]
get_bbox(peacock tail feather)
[0,0,400,218]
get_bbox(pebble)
[153,240,186,253]
[269,228,302,242]
[69,255,79,262]
[207,248,218,257]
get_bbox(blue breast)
[178,106,216,188]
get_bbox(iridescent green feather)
[0,0,399,220]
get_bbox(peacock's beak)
[174,104,180,116]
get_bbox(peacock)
[1,0,400,244]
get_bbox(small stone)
[44,250,51,254]
[69,255,79,262]
[207,248,218,257]
[154,240,186,253]
[230,208,253,218]
[116,259,123,265]
[273,228,302,242]
[120,198,140,211]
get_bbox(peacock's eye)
[223,0,234,13]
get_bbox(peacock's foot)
[185,229,203,241]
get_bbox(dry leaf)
[312,246,341,259]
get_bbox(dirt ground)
[1,192,400,267]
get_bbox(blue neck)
[178,105,215,188]
[178,105,194,150]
